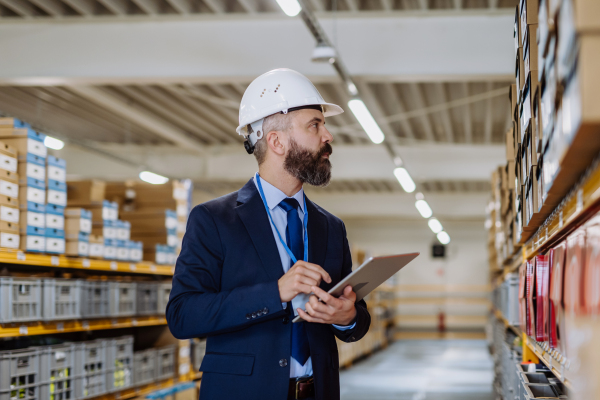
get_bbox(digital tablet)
[292,252,420,323]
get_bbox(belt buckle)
[295,377,313,399]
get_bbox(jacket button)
[282,316,289,324]
[252,313,257,319]
[246,313,251,320]
[351,336,356,341]
[279,359,288,367]
[263,307,269,314]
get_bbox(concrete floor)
[339,340,495,400]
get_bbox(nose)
[322,126,333,144]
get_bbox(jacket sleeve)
[166,205,286,339]
[330,221,371,342]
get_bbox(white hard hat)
[237,68,344,151]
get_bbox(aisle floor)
[339,339,494,400]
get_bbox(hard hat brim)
[236,101,344,136]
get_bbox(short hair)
[253,112,292,165]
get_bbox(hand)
[278,261,332,303]
[297,285,357,326]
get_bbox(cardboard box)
[120,209,178,230]
[89,234,104,259]
[46,237,65,254]
[583,214,600,315]
[0,231,19,249]
[0,205,19,224]
[524,24,538,79]
[92,220,117,240]
[0,195,18,208]
[548,242,566,351]
[66,180,106,205]
[538,0,551,58]
[18,160,45,181]
[65,238,89,257]
[131,232,178,249]
[519,0,538,41]
[20,211,45,232]
[0,142,17,174]
[0,127,45,141]
[509,84,519,121]
[565,228,586,316]
[506,128,515,160]
[46,213,64,230]
[65,217,92,235]
[516,47,526,99]
[19,186,44,205]
[0,135,47,161]
[532,85,543,155]
[20,234,45,252]
[0,178,18,199]
[46,155,66,183]
[0,118,28,128]
[514,7,522,53]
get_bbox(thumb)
[341,285,356,301]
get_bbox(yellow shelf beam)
[0,248,174,275]
[0,315,167,337]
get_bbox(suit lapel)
[306,197,328,274]
[236,179,285,282]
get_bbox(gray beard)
[283,138,332,187]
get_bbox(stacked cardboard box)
[45,156,67,254]
[0,122,20,249]
[64,208,92,257]
[67,180,107,259]
[0,124,47,253]
[107,180,191,265]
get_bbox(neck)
[258,166,302,197]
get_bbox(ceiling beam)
[380,0,392,11]
[484,82,493,143]
[0,0,33,16]
[165,0,192,13]
[67,85,206,153]
[355,79,399,144]
[0,13,514,85]
[407,83,436,142]
[435,82,455,143]
[344,0,358,11]
[461,82,472,143]
[28,0,63,16]
[309,0,323,11]
[131,0,160,14]
[236,0,255,13]
[61,0,95,15]
[379,84,415,140]
[203,0,224,13]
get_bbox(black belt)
[288,376,314,399]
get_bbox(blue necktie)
[279,198,310,366]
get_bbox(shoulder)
[189,191,239,221]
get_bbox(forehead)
[291,108,325,124]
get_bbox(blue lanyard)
[255,173,309,264]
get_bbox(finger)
[302,262,332,284]
[340,285,357,301]
[310,300,335,316]
[297,276,319,287]
[294,283,315,295]
[312,286,341,308]
[305,302,328,319]
[297,267,323,283]
[297,308,326,324]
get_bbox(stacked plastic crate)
[46,155,67,254]
[0,121,46,252]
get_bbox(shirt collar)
[254,173,305,213]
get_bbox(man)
[166,68,370,400]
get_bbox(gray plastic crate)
[39,344,75,400]
[73,340,107,400]
[156,283,171,316]
[155,346,175,381]
[0,278,43,323]
[108,282,137,317]
[42,279,82,321]
[133,349,157,386]
[0,348,41,400]
[106,336,133,392]
[80,281,109,318]
[191,339,206,372]
[136,283,158,316]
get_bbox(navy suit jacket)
[166,178,370,400]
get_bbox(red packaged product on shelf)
[526,259,536,337]
[519,262,527,331]
[583,214,600,315]
[535,254,549,342]
[548,242,566,350]
[565,228,586,316]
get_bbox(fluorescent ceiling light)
[347,99,385,144]
[415,199,433,218]
[428,218,443,234]
[347,82,358,96]
[276,0,301,16]
[393,167,416,193]
[139,171,169,185]
[437,231,451,244]
[44,136,64,150]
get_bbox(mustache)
[316,143,333,158]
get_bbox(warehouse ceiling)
[0,0,517,18]
[0,4,516,219]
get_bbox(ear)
[266,130,286,156]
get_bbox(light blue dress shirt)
[253,174,355,378]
